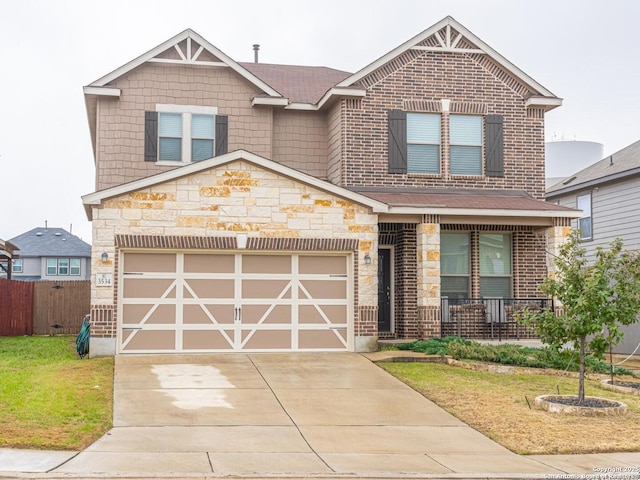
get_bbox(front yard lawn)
[0,336,113,450]
[380,361,640,455]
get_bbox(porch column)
[417,215,441,338]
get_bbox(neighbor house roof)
[351,187,581,218]
[547,139,640,197]
[9,228,91,258]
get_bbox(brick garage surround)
[89,159,379,351]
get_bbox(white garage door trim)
[117,250,353,353]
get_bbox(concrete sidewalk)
[1,352,639,478]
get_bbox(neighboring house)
[546,139,640,355]
[2,228,91,281]
[81,16,579,356]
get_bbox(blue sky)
[1,0,638,241]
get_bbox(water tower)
[545,140,604,179]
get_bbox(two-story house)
[82,16,580,356]
[547,139,640,355]
[2,227,91,281]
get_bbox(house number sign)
[96,273,113,287]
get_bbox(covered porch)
[353,188,580,342]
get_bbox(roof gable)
[82,150,388,219]
[337,16,560,105]
[87,29,281,97]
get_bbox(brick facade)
[340,51,546,199]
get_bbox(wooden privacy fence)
[0,278,34,335]
[0,279,90,336]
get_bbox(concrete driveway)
[55,352,559,476]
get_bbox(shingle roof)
[9,228,91,258]
[351,188,578,213]
[238,62,351,104]
[547,139,640,196]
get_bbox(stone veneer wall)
[90,159,379,349]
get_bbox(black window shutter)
[485,114,504,177]
[144,111,158,162]
[388,110,407,174]
[215,115,228,156]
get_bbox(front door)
[377,248,392,333]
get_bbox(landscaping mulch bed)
[542,396,621,408]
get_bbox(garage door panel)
[185,279,234,298]
[299,305,347,325]
[242,280,291,299]
[122,330,175,351]
[119,252,351,353]
[124,278,176,298]
[299,280,346,299]
[184,254,234,273]
[183,330,234,350]
[242,330,291,350]
[298,329,347,349]
[242,255,291,274]
[183,304,235,324]
[299,255,346,275]
[242,304,292,324]
[123,253,176,273]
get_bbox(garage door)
[119,252,351,353]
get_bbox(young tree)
[520,231,640,403]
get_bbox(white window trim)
[12,259,23,273]
[155,104,218,166]
[576,192,593,240]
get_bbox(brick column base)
[419,305,441,338]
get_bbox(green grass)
[0,336,113,450]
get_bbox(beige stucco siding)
[90,160,378,306]
[96,64,273,190]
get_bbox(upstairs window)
[145,105,227,163]
[46,258,81,276]
[388,109,503,177]
[450,115,482,175]
[577,193,592,239]
[407,113,441,174]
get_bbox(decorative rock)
[600,379,640,396]
[535,395,628,416]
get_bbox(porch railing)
[440,297,552,341]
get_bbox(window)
[450,115,482,175]
[46,258,81,276]
[479,234,512,298]
[145,105,227,164]
[12,259,23,273]
[46,259,57,276]
[388,109,503,177]
[577,193,592,239]
[407,113,440,174]
[70,259,81,276]
[440,233,470,299]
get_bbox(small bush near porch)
[0,336,113,450]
